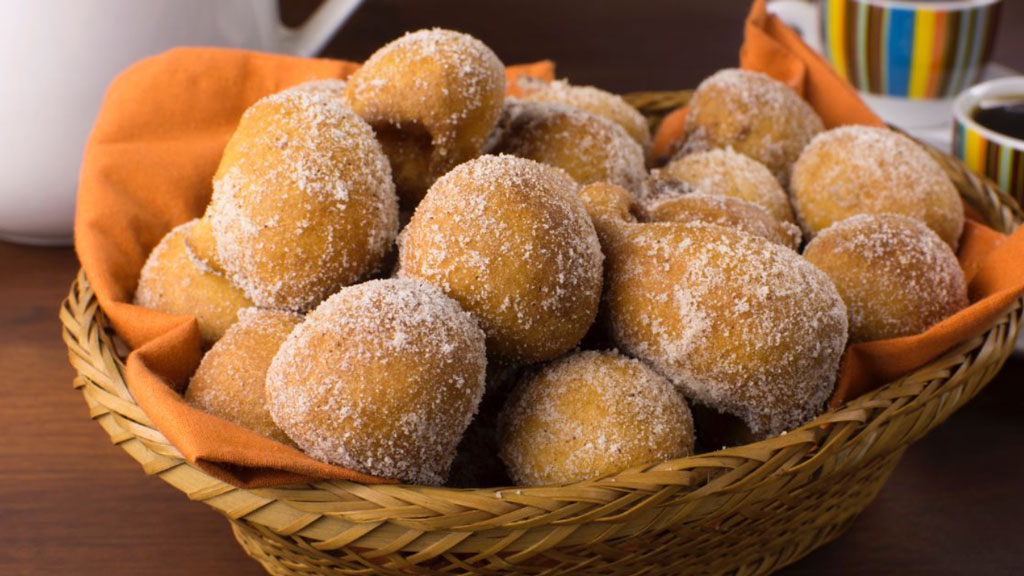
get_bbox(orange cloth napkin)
[74,47,554,488]
[651,0,885,160]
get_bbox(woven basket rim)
[60,90,1024,566]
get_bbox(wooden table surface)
[2,1,1024,575]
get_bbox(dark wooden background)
[2,1,1023,575]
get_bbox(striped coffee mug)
[770,0,1002,128]
[953,77,1024,205]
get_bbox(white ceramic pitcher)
[0,0,361,246]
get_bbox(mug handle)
[279,0,365,57]
[767,0,822,53]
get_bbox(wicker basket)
[61,91,1023,576]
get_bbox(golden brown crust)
[499,350,694,486]
[657,147,796,224]
[265,278,487,485]
[604,221,847,438]
[185,308,302,445]
[344,29,506,207]
[399,155,604,362]
[489,100,647,195]
[208,90,398,311]
[681,69,824,186]
[803,213,968,342]
[642,193,801,250]
[134,219,253,346]
[790,126,965,249]
[519,78,652,151]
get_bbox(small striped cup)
[953,77,1024,205]
[770,0,1002,127]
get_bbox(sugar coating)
[488,99,647,195]
[518,77,652,150]
[344,28,506,204]
[803,213,968,343]
[682,68,824,185]
[642,192,801,250]
[399,155,604,362]
[655,147,796,224]
[790,125,965,249]
[283,78,347,101]
[499,350,694,486]
[604,220,848,438]
[134,219,253,346]
[209,89,398,311]
[186,307,302,445]
[265,278,487,485]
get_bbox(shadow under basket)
[61,91,1024,576]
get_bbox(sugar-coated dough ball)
[643,193,801,250]
[657,147,796,224]
[186,308,302,444]
[578,182,638,237]
[499,350,694,486]
[604,221,847,437]
[681,69,824,185]
[208,90,398,311]
[489,100,647,195]
[399,155,604,363]
[519,78,652,151]
[134,219,253,346]
[265,278,487,485]
[803,213,968,342]
[790,126,965,249]
[344,29,506,207]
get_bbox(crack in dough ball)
[134,219,253,346]
[656,147,796,224]
[642,193,801,250]
[518,77,652,151]
[488,99,647,195]
[499,350,694,486]
[186,308,302,445]
[790,126,965,249]
[344,29,506,207]
[399,155,604,363]
[680,69,824,186]
[603,220,847,438]
[803,213,968,343]
[208,90,398,312]
[265,278,487,485]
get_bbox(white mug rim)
[953,77,1024,150]
[844,0,1001,11]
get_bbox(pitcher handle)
[280,0,364,57]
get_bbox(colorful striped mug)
[953,77,1024,205]
[770,0,1002,128]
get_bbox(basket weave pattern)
[60,91,1023,576]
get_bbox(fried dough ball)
[791,126,965,249]
[603,221,847,438]
[344,29,506,207]
[265,278,487,485]
[803,214,968,342]
[134,219,253,346]
[399,155,604,363]
[681,69,824,185]
[656,148,796,224]
[489,100,647,194]
[185,308,302,445]
[578,181,638,238]
[208,90,398,312]
[499,350,694,486]
[643,193,801,250]
[185,216,225,274]
[518,78,652,151]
